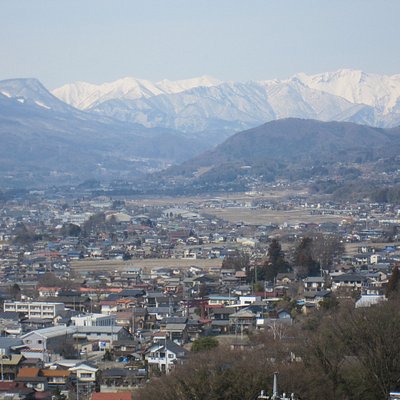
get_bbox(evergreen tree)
[256,239,291,282]
[386,265,400,298]
[294,237,320,276]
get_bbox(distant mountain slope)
[0,78,81,114]
[294,69,400,114]
[161,119,400,189]
[88,81,357,133]
[0,78,212,187]
[53,69,400,132]
[52,76,221,110]
[201,118,396,163]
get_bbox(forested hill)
[188,118,400,166]
[160,118,400,190]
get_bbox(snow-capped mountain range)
[52,76,222,110]
[52,69,400,132]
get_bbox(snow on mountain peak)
[52,75,223,110]
[49,70,400,130]
[294,69,400,113]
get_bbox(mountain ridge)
[0,78,214,187]
[51,69,400,132]
[155,118,400,193]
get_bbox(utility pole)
[165,335,169,375]
[272,372,278,400]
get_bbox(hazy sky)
[1,0,400,88]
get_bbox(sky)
[1,0,400,89]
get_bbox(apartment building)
[3,302,65,319]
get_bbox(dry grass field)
[199,207,345,226]
[124,188,308,207]
[71,258,222,274]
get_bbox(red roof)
[17,368,40,378]
[92,393,131,400]
[41,369,71,377]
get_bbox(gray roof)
[147,307,170,314]
[304,276,325,283]
[332,274,368,282]
[21,325,77,339]
[0,337,24,349]
[146,339,187,357]
[163,317,187,324]
[76,326,124,333]
[0,312,20,321]
[165,323,187,331]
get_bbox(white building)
[355,294,387,308]
[144,340,187,374]
[3,301,65,319]
[71,313,115,327]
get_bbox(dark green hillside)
[163,118,400,184]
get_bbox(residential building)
[3,302,65,319]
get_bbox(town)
[0,187,399,399]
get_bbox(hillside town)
[0,190,399,400]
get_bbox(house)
[113,309,147,332]
[303,277,326,292]
[100,368,146,391]
[73,326,131,351]
[41,368,71,390]
[0,354,25,381]
[0,312,21,336]
[159,317,188,345]
[208,295,237,306]
[15,367,48,392]
[92,392,132,400]
[239,295,260,306]
[210,307,235,333]
[229,309,258,333]
[0,381,35,399]
[355,294,387,308]
[69,362,98,389]
[144,340,188,374]
[331,273,368,291]
[0,338,26,356]
[21,326,77,361]
[302,290,331,305]
[111,339,138,358]
[276,272,296,285]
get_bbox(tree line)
[222,235,344,284]
[137,294,400,400]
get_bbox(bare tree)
[310,233,345,270]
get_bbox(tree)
[82,212,106,236]
[268,239,284,265]
[9,283,21,300]
[38,272,63,287]
[293,237,320,276]
[302,299,400,400]
[59,223,81,237]
[386,264,400,298]
[256,239,291,282]
[222,251,250,273]
[191,337,219,352]
[12,223,37,246]
[310,233,344,270]
[138,345,276,400]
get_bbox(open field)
[125,188,309,207]
[199,207,346,226]
[345,241,400,256]
[71,258,223,274]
